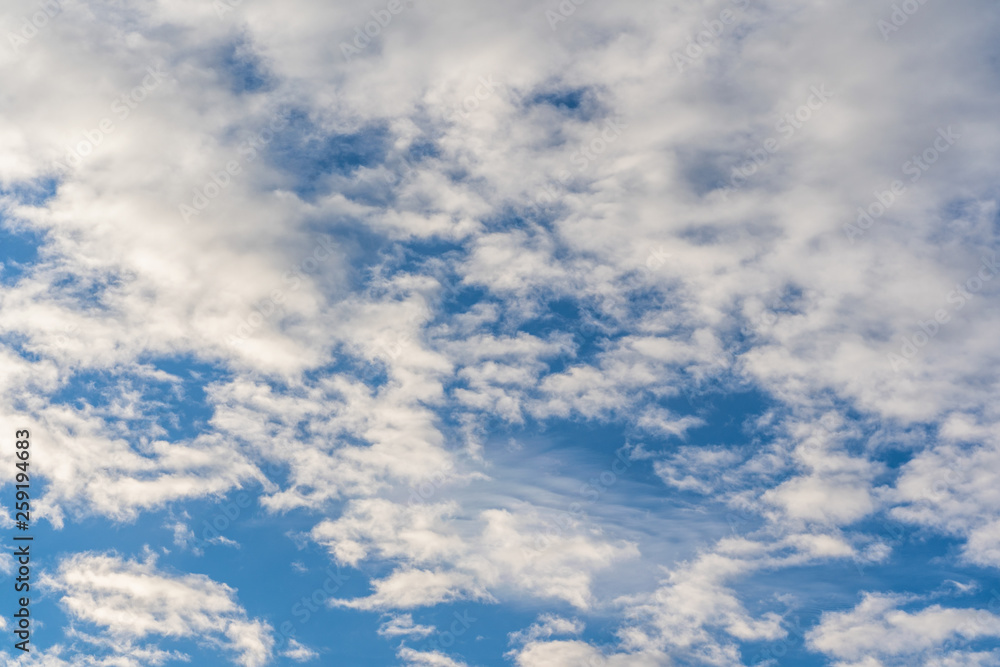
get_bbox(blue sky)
[1,0,1000,666]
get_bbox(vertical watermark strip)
[12,429,32,653]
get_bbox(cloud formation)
[39,552,273,666]
[0,0,998,663]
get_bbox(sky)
[0,0,999,665]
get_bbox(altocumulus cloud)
[39,552,273,666]
[0,0,998,664]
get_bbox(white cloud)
[167,520,194,550]
[654,445,742,494]
[41,552,273,666]
[508,614,584,645]
[508,640,667,667]
[314,499,637,610]
[0,635,186,667]
[378,614,437,639]
[891,429,1000,568]
[397,646,470,667]
[602,529,860,664]
[281,639,319,662]
[807,593,1000,665]
[25,400,267,528]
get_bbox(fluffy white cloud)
[505,616,670,667]
[281,639,319,662]
[508,614,585,645]
[397,647,470,667]
[314,499,637,609]
[807,593,1000,666]
[606,529,860,664]
[508,640,667,667]
[40,552,273,667]
[891,423,1000,568]
[0,637,185,667]
[379,614,437,639]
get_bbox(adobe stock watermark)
[7,0,62,55]
[225,235,337,347]
[179,110,290,223]
[272,566,351,653]
[887,253,998,372]
[404,459,455,507]
[843,126,960,244]
[671,0,752,73]
[545,0,588,31]
[638,246,672,278]
[570,117,627,171]
[51,322,79,349]
[340,0,416,60]
[186,491,253,554]
[877,0,933,40]
[448,76,501,121]
[720,85,835,199]
[52,64,168,172]
[172,457,289,554]
[414,611,476,654]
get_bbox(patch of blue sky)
[403,137,440,163]
[0,178,56,284]
[677,146,746,195]
[431,284,491,323]
[0,332,43,364]
[47,272,122,309]
[479,410,742,539]
[412,601,634,667]
[379,137,443,192]
[475,205,543,234]
[527,85,606,123]
[504,287,682,363]
[0,226,44,285]
[305,353,392,390]
[844,517,986,592]
[144,355,233,438]
[510,298,603,364]
[383,238,466,282]
[661,386,771,442]
[186,512,387,664]
[47,355,231,442]
[264,113,391,201]
[217,36,272,94]
[739,635,830,667]
[2,176,59,207]
[733,592,860,666]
